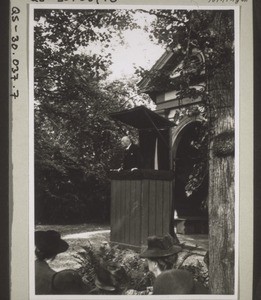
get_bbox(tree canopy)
[34,9,153,223]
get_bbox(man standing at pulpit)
[120,136,144,170]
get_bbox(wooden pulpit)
[109,169,174,249]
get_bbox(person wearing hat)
[52,269,90,295]
[35,230,89,294]
[89,262,124,295]
[140,233,209,295]
[140,234,182,277]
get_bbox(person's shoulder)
[52,269,90,294]
[153,269,209,295]
[35,259,56,274]
[153,269,193,295]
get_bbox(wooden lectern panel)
[110,172,173,249]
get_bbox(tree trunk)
[208,73,235,294]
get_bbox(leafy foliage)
[136,9,234,200]
[76,242,154,293]
[34,8,234,222]
[75,241,209,294]
[34,9,151,224]
[147,9,234,77]
[136,9,234,115]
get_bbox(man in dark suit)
[120,136,144,170]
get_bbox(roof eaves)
[137,50,175,92]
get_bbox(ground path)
[35,224,208,272]
[63,230,208,252]
[63,229,110,239]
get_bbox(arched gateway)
[171,117,208,235]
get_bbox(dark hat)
[140,234,182,258]
[94,264,117,292]
[52,269,90,294]
[35,230,69,257]
[153,269,209,295]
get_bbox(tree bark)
[208,74,235,294]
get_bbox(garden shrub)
[75,241,209,294]
[75,242,154,292]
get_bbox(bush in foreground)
[75,241,209,294]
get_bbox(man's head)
[147,255,179,277]
[140,234,182,277]
[35,230,69,260]
[121,136,131,148]
[52,269,90,294]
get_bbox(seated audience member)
[90,264,120,295]
[35,230,89,295]
[119,136,144,170]
[52,269,90,295]
[153,269,209,295]
[140,233,209,295]
[140,234,182,277]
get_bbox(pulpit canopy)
[109,105,175,130]
[109,106,176,170]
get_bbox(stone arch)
[171,115,206,167]
[170,115,209,233]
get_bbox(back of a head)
[153,269,194,295]
[35,230,69,260]
[52,269,90,295]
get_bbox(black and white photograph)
[28,4,240,299]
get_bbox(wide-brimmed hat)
[153,269,209,295]
[140,234,182,258]
[52,269,90,294]
[35,230,69,256]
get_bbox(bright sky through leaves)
[75,10,165,81]
[108,28,165,80]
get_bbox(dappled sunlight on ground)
[35,223,110,236]
[63,229,110,239]
[49,232,111,271]
[35,224,208,274]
